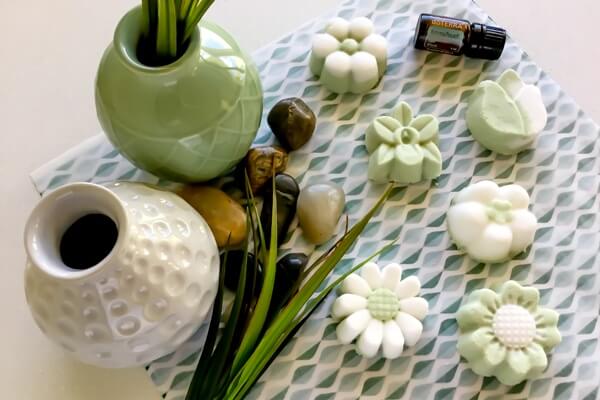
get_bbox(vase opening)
[115,6,199,71]
[25,183,127,279]
[59,213,118,270]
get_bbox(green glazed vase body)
[95,7,263,182]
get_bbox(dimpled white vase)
[23,182,219,368]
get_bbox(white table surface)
[1,1,598,399]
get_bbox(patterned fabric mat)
[31,0,600,398]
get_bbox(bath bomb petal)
[410,114,439,143]
[454,180,501,204]
[360,262,383,289]
[526,342,549,373]
[381,263,402,291]
[514,84,547,134]
[312,33,340,59]
[447,202,489,245]
[395,276,421,299]
[469,223,513,262]
[483,340,507,367]
[340,273,372,297]
[508,209,537,254]
[336,309,372,344]
[348,16,374,41]
[357,318,383,357]
[457,327,495,359]
[498,184,530,209]
[496,69,525,99]
[391,101,413,126]
[365,116,400,152]
[326,17,350,40]
[501,349,531,384]
[382,319,405,359]
[398,297,428,320]
[456,301,494,331]
[332,293,368,320]
[420,142,443,180]
[395,311,423,347]
[391,144,424,184]
[360,33,388,74]
[367,144,395,183]
[323,51,352,78]
[350,52,379,93]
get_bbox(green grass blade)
[184,250,226,400]
[231,177,278,375]
[178,0,194,20]
[156,0,177,60]
[183,0,215,41]
[227,240,398,400]
[225,185,393,399]
[200,228,249,398]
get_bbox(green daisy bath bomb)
[365,102,442,185]
[457,281,561,386]
[466,69,548,155]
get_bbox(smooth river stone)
[269,253,309,318]
[297,182,345,245]
[261,174,300,247]
[221,250,262,297]
[267,98,316,151]
[178,185,247,247]
[246,146,289,193]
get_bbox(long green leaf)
[182,0,215,41]
[199,229,249,399]
[178,0,194,20]
[156,0,178,59]
[225,185,394,399]
[184,250,225,400]
[230,176,278,375]
[230,239,398,400]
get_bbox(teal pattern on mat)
[30,0,600,398]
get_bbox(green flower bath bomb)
[466,69,547,155]
[365,102,442,185]
[457,281,561,386]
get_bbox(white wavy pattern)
[31,0,600,398]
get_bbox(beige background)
[0,0,598,399]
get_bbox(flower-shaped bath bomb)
[466,69,548,155]
[309,17,388,94]
[365,101,442,184]
[457,281,561,385]
[447,180,537,263]
[332,262,428,358]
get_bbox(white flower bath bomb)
[447,180,538,263]
[332,262,428,359]
[466,69,547,155]
[309,17,387,94]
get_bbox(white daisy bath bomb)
[447,180,538,263]
[332,262,428,358]
[466,69,548,155]
[309,17,388,94]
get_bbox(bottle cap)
[466,23,506,60]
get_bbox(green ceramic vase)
[95,7,263,182]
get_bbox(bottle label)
[424,24,466,55]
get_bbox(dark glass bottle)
[413,13,506,60]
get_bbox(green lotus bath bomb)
[466,69,548,155]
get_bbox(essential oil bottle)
[413,14,506,60]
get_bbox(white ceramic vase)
[24,182,219,368]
